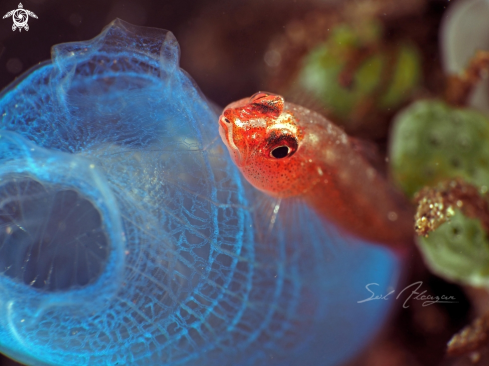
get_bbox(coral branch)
[445,50,489,107]
[447,311,489,357]
[414,179,489,237]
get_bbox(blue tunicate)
[0,19,399,366]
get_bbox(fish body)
[219,92,414,247]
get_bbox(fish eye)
[223,117,231,123]
[270,145,290,159]
[269,136,298,159]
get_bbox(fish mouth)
[218,117,245,167]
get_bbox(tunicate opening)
[0,176,110,292]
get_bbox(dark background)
[0,0,320,108]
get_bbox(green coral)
[296,22,421,124]
[390,99,489,286]
[418,210,489,287]
[390,100,489,197]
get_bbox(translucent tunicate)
[0,19,398,366]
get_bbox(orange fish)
[218,92,414,248]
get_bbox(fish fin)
[248,190,283,250]
[250,189,362,261]
[279,196,374,269]
[283,85,331,120]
